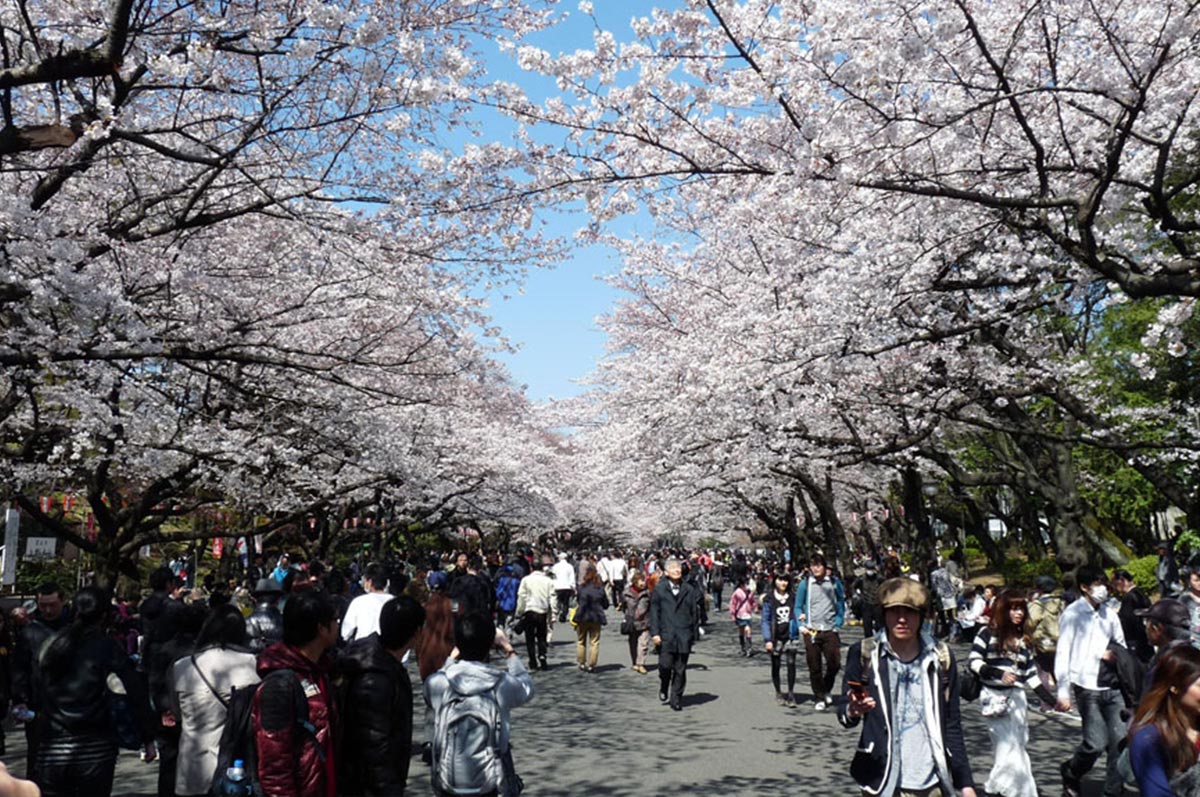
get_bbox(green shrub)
[1177,529,1200,557]
[998,556,1061,588]
[1120,554,1159,595]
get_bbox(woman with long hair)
[574,564,609,672]
[967,588,1055,797]
[414,588,456,764]
[169,603,259,796]
[34,586,156,797]
[1128,644,1200,796]
[622,570,652,673]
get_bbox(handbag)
[959,665,983,702]
[619,617,634,635]
[979,687,1010,718]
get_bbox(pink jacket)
[729,587,757,620]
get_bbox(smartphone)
[846,679,867,699]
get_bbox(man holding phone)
[839,578,977,797]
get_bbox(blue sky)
[488,237,621,402]
[481,2,645,402]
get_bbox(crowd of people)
[0,541,1197,796]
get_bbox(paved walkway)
[1,613,1116,796]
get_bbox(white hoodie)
[424,654,535,755]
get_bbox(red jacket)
[253,642,337,797]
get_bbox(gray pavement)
[1,614,1118,796]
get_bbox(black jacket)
[1118,587,1153,663]
[335,634,413,797]
[34,628,155,742]
[11,609,72,708]
[649,578,702,654]
[139,591,186,711]
[448,571,494,617]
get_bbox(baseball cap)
[878,577,929,612]
[1135,598,1190,629]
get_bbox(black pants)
[496,608,513,631]
[155,716,181,797]
[771,648,798,694]
[658,649,690,708]
[37,736,117,797]
[523,611,548,667]
[24,720,39,780]
[803,630,841,700]
[861,604,882,638]
[555,590,573,622]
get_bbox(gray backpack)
[431,688,505,795]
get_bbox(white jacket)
[517,570,556,615]
[1054,596,1126,700]
[551,560,576,591]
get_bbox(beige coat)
[169,646,260,795]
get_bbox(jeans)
[575,622,601,668]
[803,630,841,700]
[1066,686,1126,797]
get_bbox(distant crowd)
[0,540,1199,797]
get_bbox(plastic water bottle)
[219,759,250,796]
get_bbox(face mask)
[1089,585,1109,604]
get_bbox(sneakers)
[659,690,669,703]
[784,693,797,708]
[1060,760,1081,797]
[775,692,786,706]
[813,698,828,711]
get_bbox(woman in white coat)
[169,603,260,796]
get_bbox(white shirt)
[551,560,576,591]
[1054,595,1126,700]
[608,558,628,581]
[341,591,393,641]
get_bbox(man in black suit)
[649,558,703,711]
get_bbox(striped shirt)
[968,627,1040,690]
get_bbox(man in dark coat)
[336,596,425,796]
[1157,540,1181,598]
[11,581,72,777]
[1112,569,1153,663]
[649,558,703,711]
[139,566,186,797]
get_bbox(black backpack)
[208,668,322,797]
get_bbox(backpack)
[1029,595,1064,654]
[208,669,322,797]
[431,686,505,796]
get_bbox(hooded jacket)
[335,634,413,797]
[838,631,974,796]
[424,653,534,779]
[253,642,337,797]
